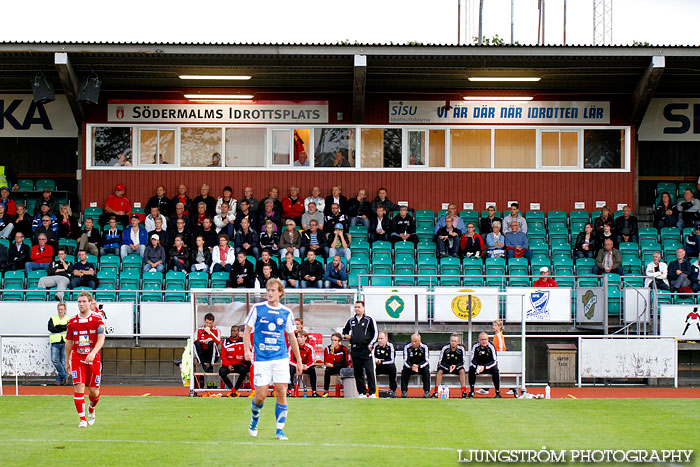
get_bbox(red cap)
[115,184,126,191]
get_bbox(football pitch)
[0,396,698,466]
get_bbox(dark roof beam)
[352,55,366,124]
[54,52,85,124]
[631,56,665,127]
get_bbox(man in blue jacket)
[324,255,347,288]
[119,214,147,259]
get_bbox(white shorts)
[253,358,290,387]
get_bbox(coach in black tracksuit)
[342,300,378,397]
[372,331,397,393]
[468,331,501,398]
[400,333,431,398]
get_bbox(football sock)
[88,394,100,414]
[74,392,86,420]
[275,403,288,433]
[251,400,264,424]
[461,386,467,393]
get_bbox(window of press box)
[450,129,491,168]
[225,128,266,167]
[180,127,223,167]
[360,128,401,168]
[314,128,355,167]
[92,127,133,167]
[408,130,426,166]
[584,129,625,169]
[494,129,536,168]
[139,129,176,165]
[541,131,578,167]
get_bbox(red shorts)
[71,356,102,388]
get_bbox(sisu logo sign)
[639,98,700,141]
[389,102,418,117]
[0,95,77,137]
[0,99,52,130]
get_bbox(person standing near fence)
[342,301,378,398]
[48,302,69,385]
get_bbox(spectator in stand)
[145,185,172,218]
[168,234,190,272]
[258,263,277,288]
[258,199,282,233]
[239,186,259,214]
[370,187,401,217]
[685,225,700,257]
[434,203,467,235]
[215,185,237,215]
[668,248,692,292]
[645,251,669,290]
[57,204,79,242]
[145,206,168,232]
[12,204,32,239]
[347,189,372,228]
[0,240,6,270]
[259,220,280,255]
[323,203,348,239]
[148,216,170,249]
[210,234,236,273]
[255,248,279,278]
[33,215,58,253]
[47,302,69,385]
[460,222,484,258]
[655,192,677,232]
[304,186,325,214]
[279,251,301,288]
[32,203,57,233]
[100,217,122,257]
[400,333,431,398]
[189,235,212,272]
[370,205,391,243]
[300,219,328,258]
[503,203,527,234]
[324,185,348,216]
[677,189,700,230]
[171,184,193,217]
[169,217,191,248]
[328,223,351,264]
[300,250,324,288]
[691,254,700,293]
[194,313,221,385]
[3,231,30,272]
[26,232,53,274]
[331,149,351,168]
[373,331,397,396]
[0,203,13,239]
[301,201,324,231]
[391,205,418,245]
[324,254,347,288]
[280,219,301,258]
[593,238,623,276]
[120,214,147,259]
[533,266,558,287]
[99,184,131,227]
[33,188,59,216]
[479,206,502,236]
[436,216,461,257]
[0,186,17,216]
[38,247,73,301]
[431,333,468,399]
[288,330,319,397]
[294,151,309,167]
[192,184,216,217]
[219,325,250,397]
[323,332,349,397]
[574,223,598,259]
[260,186,283,217]
[281,185,305,225]
[228,251,255,288]
[197,217,218,250]
[596,223,616,253]
[467,332,501,399]
[208,152,221,167]
[143,235,166,273]
[70,250,97,289]
[214,201,235,238]
[234,218,260,258]
[593,206,615,236]
[484,221,506,259]
[169,202,191,233]
[234,199,257,231]
[614,205,638,245]
[505,221,532,262]
[77,217,100,257]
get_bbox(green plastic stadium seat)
[165,271,186,289]
[122,255,143,273]
[211,272,229,288]
[25,286,47,301]
[34,179,55,191]
[188,271,210,289]
[569,210,590,224]
[119,270,140,288]
[3,270,25,288]
[97,270,117,289]
[656,182,677,197]
[618,242,639,257]
[415,210,435,222]
[27,269,47,288]
[638,227,657,241]
[99,255,121,274]
[679,182,695,195]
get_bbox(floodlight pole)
[457,0,461,45]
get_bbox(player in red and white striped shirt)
[288,330,318,397]
[219,325,250,397]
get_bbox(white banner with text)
[432,287,499,322]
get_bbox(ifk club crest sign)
[506,288,572,322]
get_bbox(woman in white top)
[210,234,237,273]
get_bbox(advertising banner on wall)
[0,302,133,335]
[361,287,428,323]
[505,288,572,322]
[638,98,700,141]
[660,305,700,340]
[107,100,328,124]
[433,287,499,322]
[0,94,77,137]
[575,287,604,324]
[389,100,610,124]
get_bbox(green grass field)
[0,396,698,466]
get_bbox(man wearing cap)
[100,184,132,227]
[328,222,351,265]
[120,214,147,259]
[533,266,558,287]
[0,186,17,216]
[33,188,59,216]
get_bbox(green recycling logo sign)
[385,292,405,319]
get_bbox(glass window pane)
[225,128,266,167]
[584,129,624,168]
[272,129,291,165]
[541,132,559,166]
[494,129,535,168]
[561,131,578,166]
[408,131,425,166]
[293,129,311,166]
[451,129,490,168]
[139,129,158,165]
[361,128,401,168]
[92,127,132,167]
[428,130,445,168]
[159,130,176,165]
[314,128,356,167]
[180,128,222,167]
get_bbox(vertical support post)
[457,0,461,45]
[0,335,3,396]
[414,293,419,333]
[477,0,484,45]
[563,0,567,44]
[674,338,678,388]
[467,295,473,350]
[510,0,514,44]
[520,294,526,393]
[603,274,609,335]
[577,336,582,387]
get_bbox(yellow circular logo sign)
[451,289,482,320]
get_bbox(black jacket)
[614,215,638,238]
[369,216,392,235]
[299,259,324,282]
[279,260,301,283]
[47,259,73,278]
[324,195,348,215]
[479,217,502,235]
[347,198,372,219]
[438,344,467,370]
[229,260,255,288]
[370,196,401,216]
[575,231,599,253]
[168,245,190,269]
[300,229,327,249]
[146,195,173,217]
[323,213,349,235]
[189,247,212,269]
[7,242,30,267]
[391,214,416,235]
[373,342,396,366]
[342,314,378,356]
[470,342,498,369]
[192,195,217,217]
[402,343,429,369]
[668,259,693,283]
[234,228,259,250]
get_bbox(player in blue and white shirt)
[244,278,302,440]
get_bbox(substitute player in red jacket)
[219,325,251,397]
[322,332,350,397]
[65,291,105,428]
[288,330,319,397]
